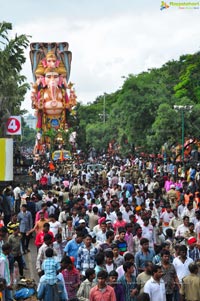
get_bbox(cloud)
[8,2,200,112]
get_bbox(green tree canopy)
[0,22,30,137]
[76,51,200,157]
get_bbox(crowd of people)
[0,157,200,301]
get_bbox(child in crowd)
[53,233,67,263]
[111,243,124,268]
[42,247,60,285]
[115,227,127,255]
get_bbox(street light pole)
[174,105,193,164]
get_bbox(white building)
[23,114,37,129]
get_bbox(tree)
[86,122,110,153]
[174,53,200,103]
[146,103,178,151]
[0,22,30,137]
[76,51,200,156]
[21,125,36,148]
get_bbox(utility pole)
[174,105,193,163]
[103,93,106,124]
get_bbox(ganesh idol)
[31,51,69,132]
[30,44,77,154]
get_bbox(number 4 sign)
[6,116,22,135]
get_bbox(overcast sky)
[1,0,200,112]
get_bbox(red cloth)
[39,176,47,186]
[35,230,54,247]
[113,220,126,233]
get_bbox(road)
[23,237,39,283]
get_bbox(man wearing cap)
[187,237,200,261]
[105,219,114,232]
[78,219,90,236]
[135,206,143,226]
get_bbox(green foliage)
[21,125,36,147]
[76,50,200,156]
[174,53,200,103]
[85,122,111,153]
[0,22,30,137]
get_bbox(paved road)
[23,237,39,283]
[12,238,39,299]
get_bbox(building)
[23,114,37,130]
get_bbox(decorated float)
[30,42,77,156]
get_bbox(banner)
[6,116,22,135]
[0,139,13,181]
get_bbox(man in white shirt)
[175,216,190,239]
[48,214,62,237]
[173,245,193,283]
[192,210,200,227]
[13,184,21,213]
[145,176,154,194]
[177,199,186,218]
[122,204,133,223]
[144,265,166,301]
[145,193,155,209]
[181,203,195,222]
[160,205,174,227]
[96,222,107,243]
[105,205,116,223]
[141,218,154,248]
